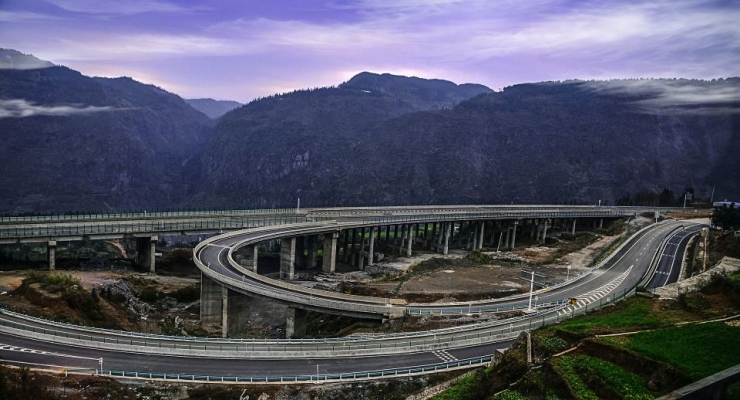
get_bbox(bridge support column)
[136,235,158,274]
[368,227,376,266]
[571,219,577,235]
[437,222,444,252]
[200,272,223,324]
[399,225,406,255]
[222,289,249,338]
[542,220,548,243]
[307,235,318,270]
[286,307,307,339]
[342,230,349,263]
[443,222,451,255]
[358,228,366,270]
[599,218,603,229]
[252,245,259,273]
[510,222,518,249]
[504,226,511,249]
[280,237,296,280]
[478,222,485,249]
[406,226,414,257]
[47,240,57,271]
[322,232,338,273]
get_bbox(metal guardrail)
[0,205,662,240]
[73,355,494,384]
[0,216,312,239]
[0,208,300,223]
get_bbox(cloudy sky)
[1,0,738,102]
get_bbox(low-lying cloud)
[0,99,117,118]
[585,79,740,115]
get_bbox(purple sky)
[1,0,738,102]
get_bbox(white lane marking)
[0,343,99,361]
[206,244,231,249]
[433,350,458,362]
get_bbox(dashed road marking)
[0,344,51,355]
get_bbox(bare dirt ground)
[343,233,623,303]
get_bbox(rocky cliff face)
[0,51,212,213]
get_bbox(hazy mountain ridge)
[185,98,242,119]
[201,79,740,208]
[0,50,737,212]
[196,73,494,208]
[0,52,212,213]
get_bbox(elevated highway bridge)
[0,205,702,383]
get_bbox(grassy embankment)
[434,266,740,400]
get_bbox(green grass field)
[553,297,692,333]
[622,321,740,379]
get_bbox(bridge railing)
[59,355,493,384]
[0,215,314,239]
[0,208,300,224]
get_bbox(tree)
[712,204,740,230]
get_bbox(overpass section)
[0,218,697,382]
[191,205,667,337]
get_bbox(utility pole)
[527,271,535,311]
[703,228,709,272]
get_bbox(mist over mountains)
[1,49,738,213]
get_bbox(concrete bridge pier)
[478,221,485,249]
[286,307,308,338]
[367,227,376,266]
[307,235,319,270]
[252,245,259,273]
[136,235,158,273]
[443,221,451,255]
[571,219,577,234]
[542,220,549,243]
[406,226,414,257]
[200,273,223,324]
[322,232,338,273]
[599,218,604,229]
[510,221,518,249]
[47,240,57,271]
[436,222,444,252]
[280,237,296,280]
[342,230,350,263]
[358,228,367,270]
[222,289,249,338]
[399,225,406,256]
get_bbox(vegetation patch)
[571,354,657,399]
[621,322,740,380]
[553,297,689,334]
[550,355,599,400]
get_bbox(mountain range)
[1,49,738,213]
